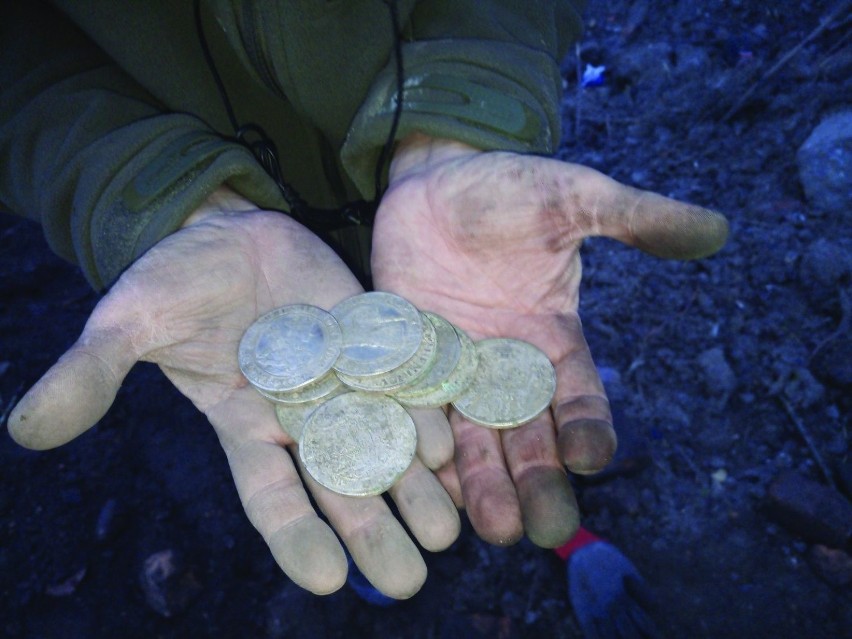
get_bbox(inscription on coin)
[239,305,342,392]
[299,393,417,496]
[331,292,423,376]
[452,338,556,428]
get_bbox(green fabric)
[0,0,585,289]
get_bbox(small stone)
[798,238,852,312]
[782,366,825,408]
[95,498,126,542]
[811,336,852,389]
[45,567,86,597]
[807,544,852,589]
[796,110,852,217]
[139,550,202,618]
[766,471,852,549]
[697,347,737,402]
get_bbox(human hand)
[567,538,661,639]
[8,187,459,598]
[372,134,728,547]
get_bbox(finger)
[388,456,460,551]
[558,162,729,259]
[226,437,347,595]
[450,409,523,546]
[8,328,138,450]
[550,314,618,475]
[406,406,454,470]
[436,461,464,508]
[294,454,427,599]
[501,413,579,548]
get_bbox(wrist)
[388,133,481,186]
[181,186,260,228]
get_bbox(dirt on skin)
[1,1,850,637]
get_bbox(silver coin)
[452,338,556,428]
[299,393,417,496]
[275,387,346,442]
[331,292,423,376]
[256,370,343,405]
[395,320,479,408]
[239,305,342,392]
[336,312,438,392]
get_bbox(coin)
[299,393,417,496]
[392,320,479,408]
[256,370,343,405]
[336,312,438,393]
[239,305,342,392]
[452,338,556,428]
[274,387,346,441]
[331,292,424,376]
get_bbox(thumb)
[8,327,138,450]
[565,163,729,260]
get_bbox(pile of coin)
[238,292,556,497]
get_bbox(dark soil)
[2,1,850,637]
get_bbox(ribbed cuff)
[79,118,284,288]
[340,40,563,199]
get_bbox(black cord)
[373,0,405,202]
[193,0,406,230]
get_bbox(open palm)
[372,136,728,547]
[9,201,459,598]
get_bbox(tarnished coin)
[299,393,417,496]
[394,314,478,407]
[452,338,556,428]
[239,305,342,392]
[256,370,343,405]
[275,387,346,441]
[331,292,423,376]
[336,312,438,393]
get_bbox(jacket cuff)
[340,40,564,198]
[80,119,284,289]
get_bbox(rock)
[697,347,737,402]
[45,567,87,597]
[811,336,852,389]
[781,366,825,408]
[765,471,852,549]
[95,498,127,542]
[796,110,852,217]
[798,238,852,311]
[807,544,852,589]
[139,550,202,618]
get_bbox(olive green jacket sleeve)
[0,0,585,290]
[214,0,586,197]
[0,1,285,289]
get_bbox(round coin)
[336,312,438,393]
[275,387,346,442]
[452,338,556,428]
[299,393,417,496]
[239,305,342,392]
[331,292,423,376]
[395,320,479,408]
[256,370,343,405]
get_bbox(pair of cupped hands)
[9,133,727,599]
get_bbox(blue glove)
[346,555,398,607]
[567,541,662,639]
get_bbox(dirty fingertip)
[558,419,618,475]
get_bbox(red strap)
[553,527,601,561]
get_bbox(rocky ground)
[1,1,850,637]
